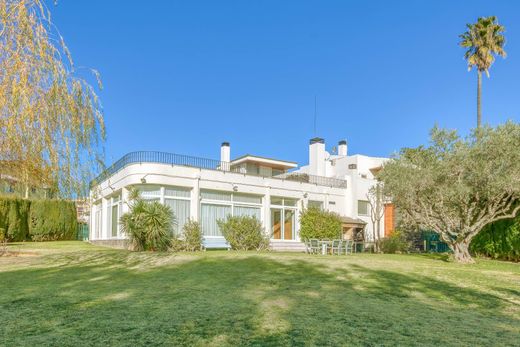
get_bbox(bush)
[471,218,520,262]
[120,189,173,251]
[29,200,77,241]
[182,220,202,251]
[0,197,30,241]
[0,197,76,242]
[378,231,410,254]
[299,207,342,240]
[217,215,269,251]
[169,220,203,252]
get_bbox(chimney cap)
[338,140,347,145]
[309,137,324,144]
[221,142,230,147]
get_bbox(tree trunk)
[477,70,482,128]
[451,240,474,263]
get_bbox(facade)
[89,138,391,250]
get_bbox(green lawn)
[1,242,519,346]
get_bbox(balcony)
[91,151,347,189]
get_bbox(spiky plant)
[120,188,174,251]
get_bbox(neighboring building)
[0,173,55,199]
[89,138,391,251]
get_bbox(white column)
[191,176,200,221]
[263,186,271,237]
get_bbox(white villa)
[89,138,393,251]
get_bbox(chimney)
[338,140,347,156]
[220,142,230,170]
[309,137,325,176]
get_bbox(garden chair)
[304,240,312,254]
[310,239,320,254]
[343,240,353,255]
[331,239,342,255]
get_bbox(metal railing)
[91,151,347,189]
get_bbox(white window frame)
[270,197,298,240]
[108,194,122,239]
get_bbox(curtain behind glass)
[234,206,261,220]
[164,198,190,236]
[201,204,231,236]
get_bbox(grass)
[0,242,519,346]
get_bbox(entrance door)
[271,209,282,239]
[284,209,295,240]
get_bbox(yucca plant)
[120,188,174,251]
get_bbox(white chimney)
[220,142,230,170]
[309,137,325,176]
[338,140,347,156]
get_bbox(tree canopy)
[0,0,105,197]
[379,122,520,263]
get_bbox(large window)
[308,200,323,209]
[358,200,369,216]
[270,197,297,240]
[164,186,191,236]
[137,185,191,236]
[200,190,262,237]
[94,203,102,239]
[109,194,122,238]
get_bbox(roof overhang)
[230,155,298,170]
[340,216,367,227]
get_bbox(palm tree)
[460,16,506,128]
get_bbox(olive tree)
[379,123,520,263]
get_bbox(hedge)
[0,197,77,241]
[299,207,342,240]
[471,218,520,262]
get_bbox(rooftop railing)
[91,151,347,189]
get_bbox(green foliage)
[471,218,520,262]
[379,231,410,254]
[0,197,77,241]
[29,200,77,241]
[182,220,202,252]
[379,122,520,262]
[299,207,342,240]
[217,215,269,251]
[460,16,506,74]
[120,189,173,252]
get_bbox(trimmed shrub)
[299,207,342,240]
[170,220,203,252]
[29,200,77,241]
[217,215,269,251]
[0,197,77,241]
[0,197,31,241]
[471,218,520,262]
[182,219,202,252]
[379,231,409,254]
[120,190,173,251]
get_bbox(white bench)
[202,237,231,251]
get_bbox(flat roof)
[230,154,298,169]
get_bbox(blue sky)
[51,0,520,166]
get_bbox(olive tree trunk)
[449,239,474,264]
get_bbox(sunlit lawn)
[1,241,519,346]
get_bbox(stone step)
[270,241,307,252]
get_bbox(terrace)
[91,151,348,189]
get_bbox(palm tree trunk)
[477,70,482,128]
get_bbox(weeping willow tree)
[0,0,105,198]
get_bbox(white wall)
[90,162,347,241]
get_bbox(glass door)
[271,209,282,239]
[284,209,295,240]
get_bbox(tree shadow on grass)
[0,252,518,346]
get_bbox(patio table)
[318,240,332,255]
